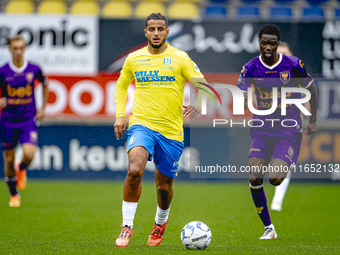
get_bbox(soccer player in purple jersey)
[270,42,294,212]
[0,35,49,207]
[237,25,318,239]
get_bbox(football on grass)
[181,221,212,250]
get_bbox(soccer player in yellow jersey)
[114,13,208,247]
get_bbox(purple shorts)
[1,121,38,150]
[248,133,302,166]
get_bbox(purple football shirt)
[237,53,313,136]
[0,60,47,127]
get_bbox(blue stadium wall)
[0,125,339,181]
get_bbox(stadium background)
[1,10,339,180]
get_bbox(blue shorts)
[1,121,38,150]
[248,133,302,166]
[127,124,184,178]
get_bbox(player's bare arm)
[114,117,126,140]
[36,82,49,120]
[0,97,7,109]
[305,82,318,135]
[182,105,201,119]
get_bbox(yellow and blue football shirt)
[115,43,205,142]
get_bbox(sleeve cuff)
[116,113,126,118]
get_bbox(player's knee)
[23,153,35,163]
[249,173,263,187]
[269,178,282,186]
[157,183,171,192]
[127,166,143,182]
[4,153,15,164]
[156,184,171,197]
[249,178,263,187]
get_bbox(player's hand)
[36,108,45,120]
[0,97,7,109]
[304,121,317,135]
[182,105,201,119]
[114,117,126,140]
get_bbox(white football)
[181,221,212,250]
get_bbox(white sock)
[155,204,170,226]
[122,201,138,228]
[265,223,275,230]
[272,170,292,205]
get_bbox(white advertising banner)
[0,15,98,75]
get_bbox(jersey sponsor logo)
[26,73,34,83]
[173,161,179,167]
[280,71,291,83]
[137,59,150,62]
[256,87,291,100]
[163,57,172,66]
[7,84,33,97]
[7,98,32,105]
[135,70,175,83]
[288,146,294,158]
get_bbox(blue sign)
[0,126,194,180]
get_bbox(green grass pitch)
[0,180,339,254]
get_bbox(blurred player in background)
[237,25,318,239]
[270,42,293,212]
[114,13,208,247]
[0,35,49,207]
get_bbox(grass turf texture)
[0,181,339,254]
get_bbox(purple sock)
[250,186,272,227]
[5,176,18,196]
[19,162,29,170]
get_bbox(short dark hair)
[279,42,292,52]
[259,24,281,41]
[145,13,168,28]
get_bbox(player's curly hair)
[145,13,168,28]
[259,24,281,41]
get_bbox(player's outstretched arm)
[36,82,49,120]
[0,97,7,109]
[182,105,201,119]
[305,82,318,135]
